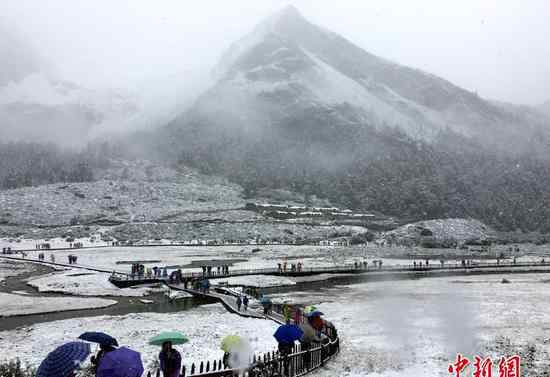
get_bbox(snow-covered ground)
[0,304,278,371]
[210,274,296,287]
[272,273,550,376]
[8,245,415,276]
[0,292,117,317]
[3,244,550,376]
[0,236,110,251]
[27,269,152,297]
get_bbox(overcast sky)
[2,0,549,105]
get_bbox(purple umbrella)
[97,347,144,377]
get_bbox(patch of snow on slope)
[303,51,435,136]
[0,292,116,317]
[27,269,151,297]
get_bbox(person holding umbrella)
[79,332,119,375]
[37,341,91,377]
[96,347,144,377]
[300,310,324,369]
[159,341,181,377]
[273,321,303,376]
[91,344,116,374]
[221,335,251,370]
[293,307,302,325]
[150,332,188,377]
[259,296,271,316]
[283,304,292,322]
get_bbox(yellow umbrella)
[221,335,244,353]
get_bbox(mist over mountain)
[159,6,550,232]
[2,5,550,233]
[539,100,550,117]
[0,23,182,147]
[0,24,44,86]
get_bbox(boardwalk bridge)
[109,260,550,289]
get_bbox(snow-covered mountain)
[167,5,550,157]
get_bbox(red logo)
[448,354,520,377]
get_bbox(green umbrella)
[220,335,244,353]
[149,331,189,346]
[303,305,317,315]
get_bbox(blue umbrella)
[79,332,119,347]
[37,341,91,377]
[97,347,144,377]
[273,324,303,344]
[306,310,324,317]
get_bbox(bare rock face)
[383,218,495,246]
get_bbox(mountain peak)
[271,4,304,23]
[258,4,310,37]
[214,5,313,79]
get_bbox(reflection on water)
[0,294,215,331]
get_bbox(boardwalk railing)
[110,260,550,285]
[146,338,339,377]
[146,304,340,377]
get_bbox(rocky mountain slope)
[167,6,550,159]
[156,6,550,233]
[383,218,495,246]
[0,160,366,242]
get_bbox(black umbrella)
[79,332,119,347]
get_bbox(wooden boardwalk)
[111,261,550,288]
[167,283,269,319]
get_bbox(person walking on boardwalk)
[243,296,249,311]
[283,304,292,322]
[300,311,323,369]
[159,341,181,377]
[293,307,302,325]
[91,344,116,375]
[236,296,242,311]
[273,321,303,377]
